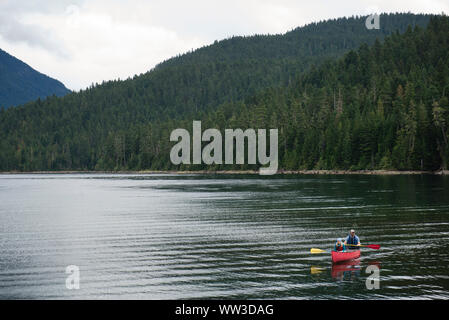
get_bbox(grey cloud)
[0,2,72,58]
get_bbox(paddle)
[346,244,380,250]
[310,244,380,254]
[310,248,327,254]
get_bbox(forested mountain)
[203,16,449,172]
[1,13,446,172]
[0,49,70,109]
[121,13,432,120]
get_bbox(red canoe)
[331,250,360,263]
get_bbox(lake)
[0,173,448,299]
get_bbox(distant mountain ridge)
[0,49,70,108]
[0,13,444,172]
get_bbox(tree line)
[1,14,447,172]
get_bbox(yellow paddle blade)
[310,248,326,254]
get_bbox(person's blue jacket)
[345,234,360,246]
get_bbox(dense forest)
[0,49,70,109]
[1,13,448,172]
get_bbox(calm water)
[0,173,449,299]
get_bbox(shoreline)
[1,169,448,175]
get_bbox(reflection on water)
[312,259,380,283]
[0,173,448,299]
[331,259,362,281]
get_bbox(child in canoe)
[334,238,346,252]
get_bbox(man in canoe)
[334,238,346,252]
[344,229,361,248]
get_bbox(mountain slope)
[200,15,449,171]
[0,49,70,108]
[137,13,432,118]
[97,15,449,172]
[0,13,440,171]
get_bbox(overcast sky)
[0,0,448,91]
